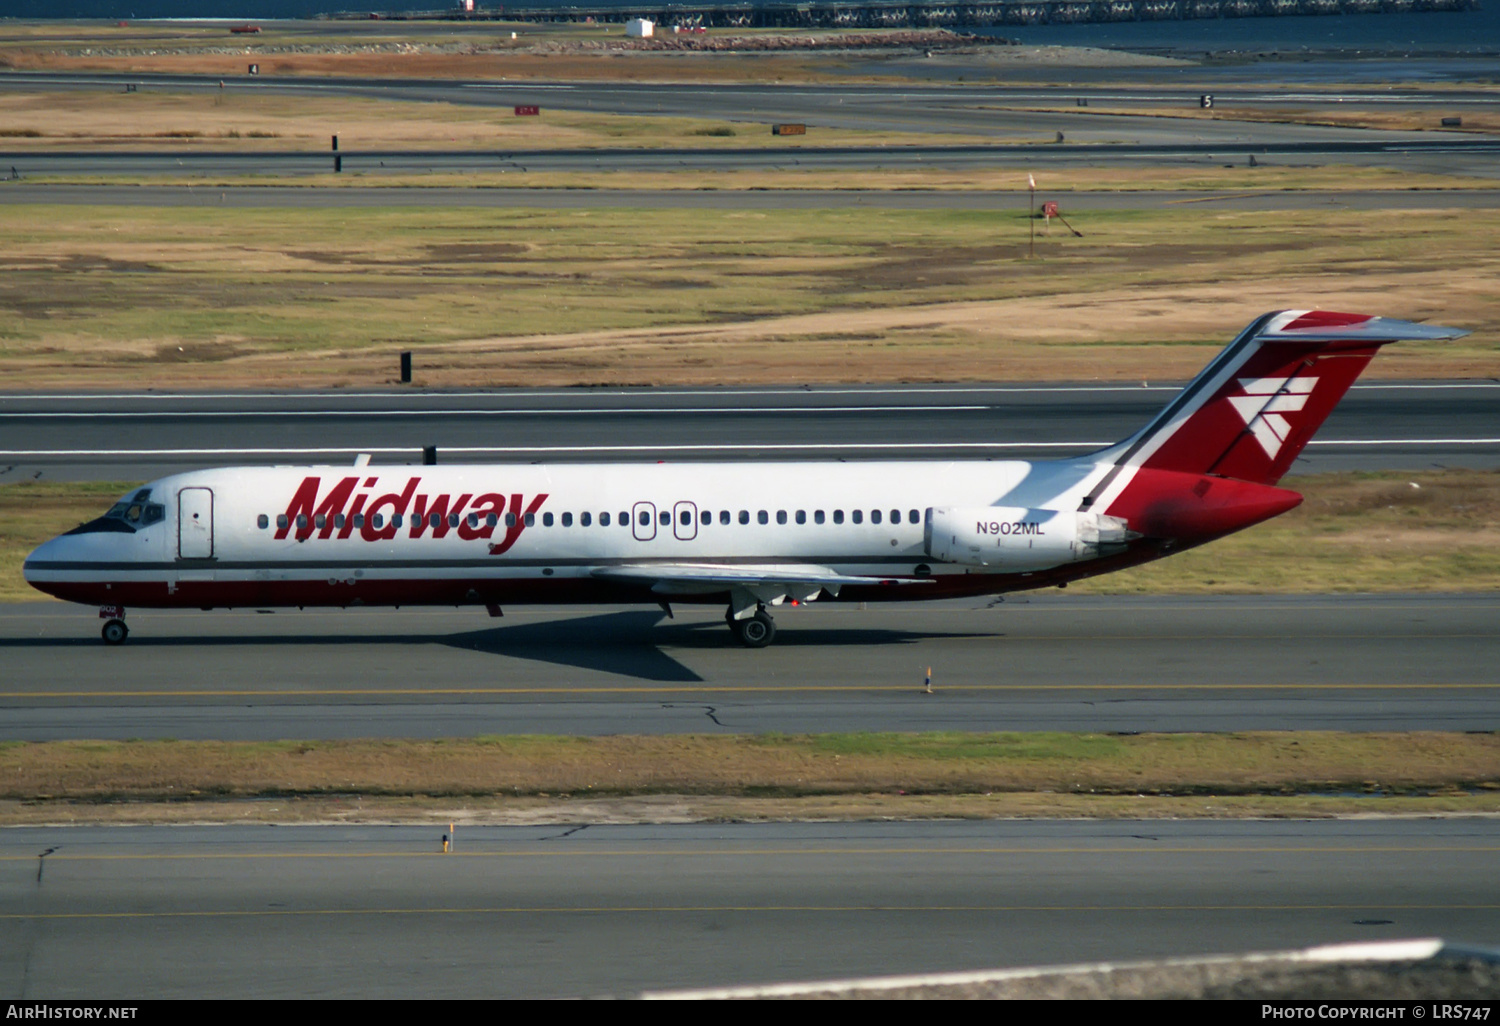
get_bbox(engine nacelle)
[924,506,1132,570]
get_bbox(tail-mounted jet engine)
[924,506,1134,570]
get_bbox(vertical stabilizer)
[1082,311,1467,504]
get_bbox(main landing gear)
[727,606,776,649]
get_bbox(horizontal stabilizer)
[1255,310,1469,345]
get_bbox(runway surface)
[9,137,1499,178]
[7,183,1500,211]
[3,594,1497,739]
[4,818,1497,998]
[5,72,1500,176]
[2,381,1496,483]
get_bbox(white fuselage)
[24,457,1124,610]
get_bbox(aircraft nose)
[23,533,70,583]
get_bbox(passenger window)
[739,510,749,525]
[430,512,441,528]
[543,512,554,527]
[658,510,669,526]
[353,514,364,529]
[505,513,516,527]
[334,513,345,529]
[619,512,628,526]
[680,510,691,526]
[372,514,384,529]
[758,510,769,525]
[909,509,920,524]
[315,514,326,529]
[257,514,269,529]
[393,514,403,528]
[871,509,882,525]
[277,514,289,529]
[600,512,611,527]
[638,510,650,527]
[297,514,309,529]
[523,513,534,527]
[776,510,787,525]
[487,513,498,528]
[833,510,844,525]
[795,510,806,525]
[467,513,478,528]
[852,510,863,525]
[890,509,901,524]
[447,513,459,528]
[720,510,730,525]
[700,510,711,525]
[563,512,574,527]
[581,512,592,527]
[814,510,825,525]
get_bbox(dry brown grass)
[0,89,997,151]
[4,791,1498,827]
[1,202,1495,390]
[0,46,865,86]
[2,732,1496,803]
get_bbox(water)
[997,7,1500,57]
[4,1,1496,68]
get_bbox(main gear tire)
[732,609,776,649]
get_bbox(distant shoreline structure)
[324,0,1481,29]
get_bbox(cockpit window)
[67,488,165,536]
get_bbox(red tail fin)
[1092,311,1467,489]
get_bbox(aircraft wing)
[591,563,930,619]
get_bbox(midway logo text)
[275,476,548,555]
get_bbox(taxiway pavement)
[3,818,1497,998]
[7,184,1500,211]
[3,594,1496,739]
[2,381,1497,483]
[5,72,1500,176]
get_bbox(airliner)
[23,310,1465,648]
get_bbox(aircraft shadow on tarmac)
[3,609,990,683]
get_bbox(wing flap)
[591,563,930,619]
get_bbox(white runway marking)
[3,382,1494,402]
[0,405,990,419]
[2,439,1496,458]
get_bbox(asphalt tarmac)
[1,381,1495,483]
[4,818,1497,998]
[8,136,1499,177]
[8,184,1500,211]
[5,72,1500,176]
[3,594,1496,739]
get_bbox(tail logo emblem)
[1228,376,1317,459]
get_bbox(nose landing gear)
[727,606,776,648]
[99,605,128,645]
